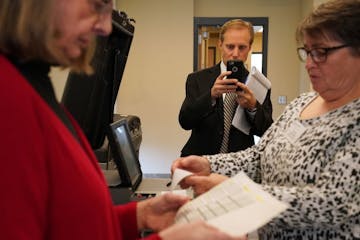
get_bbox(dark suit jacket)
[179,63,273,157]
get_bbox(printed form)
[171,170,288,237]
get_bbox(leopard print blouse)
[207,92,360,239]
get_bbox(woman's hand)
[171,155,212,189]
[159,221,247,240]
[136,193,189,231]
[171,155,211,176]
[183,173,229,195]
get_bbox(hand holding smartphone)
[226,60,248,91]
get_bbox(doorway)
[194,17,268,76]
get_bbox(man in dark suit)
[179,19,273,157]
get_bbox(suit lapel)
[198,63,225,122]
[202,63,221,89]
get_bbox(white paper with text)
[174,172,288,237]
[246,66,271,104]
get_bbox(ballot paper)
[173,171,288,237]
[169,168,194,191]
[246,66,271,104]
[159,169,194,197]
[232,66,271,134]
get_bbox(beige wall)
[51,0,316,173]
[50,68,69,100]
[115,0,194,173]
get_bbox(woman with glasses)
[171,0,360,239]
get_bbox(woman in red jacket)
[0,0,242,239]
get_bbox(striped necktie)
[219,92,237,153]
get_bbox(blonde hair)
[0,0,94,73]
[219,19,255,45]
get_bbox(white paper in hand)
[170,168,194,191]
[246,67,271,104]
[174,172,288,237]
[231,67,271,134]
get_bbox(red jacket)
[0,55,160,240]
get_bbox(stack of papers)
[172,169,288,237]
[246,67,271,104]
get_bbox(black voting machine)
[61,10,141,164]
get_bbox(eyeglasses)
[297,44,349,63]
[88,0,112,16]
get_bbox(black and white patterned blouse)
[207,92,360,239]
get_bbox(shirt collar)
[220,60,226,73]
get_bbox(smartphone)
[226,60,248,84]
